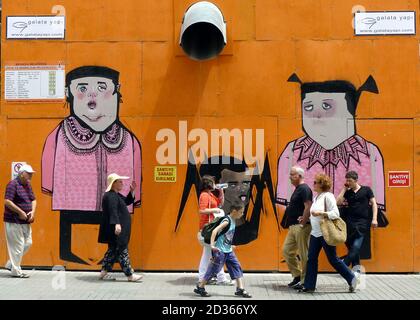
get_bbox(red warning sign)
[388,171,410,187]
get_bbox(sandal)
[235,289,252,298]
[194,286,211,297]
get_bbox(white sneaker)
[4,261,11,271]
[216,279,234,286]
[352,265,362,274]
[349,272,360,293]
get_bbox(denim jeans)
[344,234,365,267]
[304,235,355,290]
[203,250,243,282]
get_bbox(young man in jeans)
[281,166,312,290]
[194,201,252,298]
[337,171,378,269]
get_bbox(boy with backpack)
[194,201,252,298]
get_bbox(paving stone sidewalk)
[0,269,418,300]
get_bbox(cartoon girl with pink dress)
[42,66,141,264]
[277,74,386,260]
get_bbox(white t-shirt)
[310,192,340,238]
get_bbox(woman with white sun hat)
[98,173,142,282]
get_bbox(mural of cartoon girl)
[277,74,387,259]
[42,66,142,265]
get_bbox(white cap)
[105,173,130,192]
[18,164,35,174]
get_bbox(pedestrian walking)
[299,173,360,293]
[337,171,378,269]
[194,201,252,298]
[4,164,37,278]
[280,166,312,290]
[197,175,232,285]
[98,173,142,282]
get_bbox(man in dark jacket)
[98,173,142,282]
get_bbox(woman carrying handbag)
[299,173,360,293]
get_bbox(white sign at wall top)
[355,11,416,35]
[7,16,66,39]
[5,65,65,102]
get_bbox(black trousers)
[101,242,133,277]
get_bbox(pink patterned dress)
[276,135,385,211]
[42,117,141,213]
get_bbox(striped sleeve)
[5,181,17,201]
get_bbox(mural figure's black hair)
[356,75,379,105]
[66,66,119,86]
[287,73,379,116]
[287,73,303,85]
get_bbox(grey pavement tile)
[0,270,419,300]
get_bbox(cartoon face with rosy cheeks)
[67,77,119,132]
[302,92,355,150]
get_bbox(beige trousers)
[282,224,311,282]
[4,222,32,276]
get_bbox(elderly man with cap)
[98,173,142,282]
[3,164,37,278]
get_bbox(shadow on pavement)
[166,276,197,286]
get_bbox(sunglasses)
[313,181,320,185]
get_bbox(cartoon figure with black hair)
[42,66,142,265]
[177,154,278,246]
[277,74,387,260]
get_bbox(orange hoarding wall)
[1,0,419,272]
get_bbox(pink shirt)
[42,117,141,212]
[276,135,385,210]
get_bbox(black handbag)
[377,208,389,228]
[368,206,389,228]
